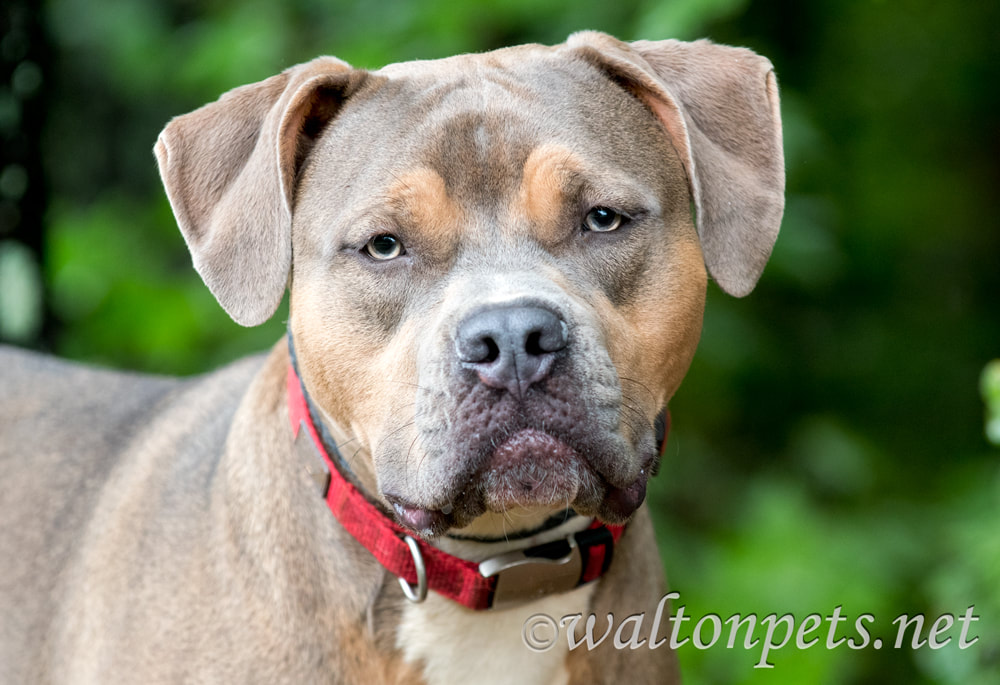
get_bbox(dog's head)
[155,32,783,536]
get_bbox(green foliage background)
[2,1,998,682]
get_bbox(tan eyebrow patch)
[517,144,584,244]
[389,168,464,251]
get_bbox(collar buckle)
[479,535,584,610]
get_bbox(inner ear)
[279,74,371,208]
[590,65,696,195]
[293,85,351,179]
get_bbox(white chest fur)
[396,583,595,685]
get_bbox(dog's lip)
[387,497,454,537]
[485,428,582,476]
[384,428,657,535]
[479,428,656,522]
[479,428,585,508]
[596,466,649,523]
[383,428,582,537]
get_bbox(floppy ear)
[565,32,785,296]
[154,57,363,326]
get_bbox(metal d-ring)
[398,535,428,603]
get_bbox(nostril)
[461,335,500,365]
[530,319,568,355]
[480,337,500,364]
[525,331,543,356]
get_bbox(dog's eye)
[364,234,405,260]
[583,207,624,233]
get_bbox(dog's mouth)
[385,427,654,537]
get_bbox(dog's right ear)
[565,32,784,298]
[155,58,365,326]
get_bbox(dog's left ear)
[155,57,365,326]
[566,32,785,296]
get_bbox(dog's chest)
[395,584,595,685]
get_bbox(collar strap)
[286,361,666,611]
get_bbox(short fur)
[0,32,783,684]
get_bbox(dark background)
[2,1,998,682]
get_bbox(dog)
[0,31,783,684]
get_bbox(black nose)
[455,304,568,398]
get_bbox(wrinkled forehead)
[329,46,674,206]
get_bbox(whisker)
[374,417,417,450]
[380,379,437,393]
[619,376,657,403]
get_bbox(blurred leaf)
[982,361,1000,446]
[920,465,1000,683]
[0,239,43,342]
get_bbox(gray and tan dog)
[0,31,783,684]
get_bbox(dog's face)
[289,48,706,532]
[155,33,784,536]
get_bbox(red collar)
[286,363,664,611]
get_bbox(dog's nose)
[455,305,568,398]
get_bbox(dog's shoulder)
[2,344,177,403]
[0,345,263,424]
[0,346,271,684]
